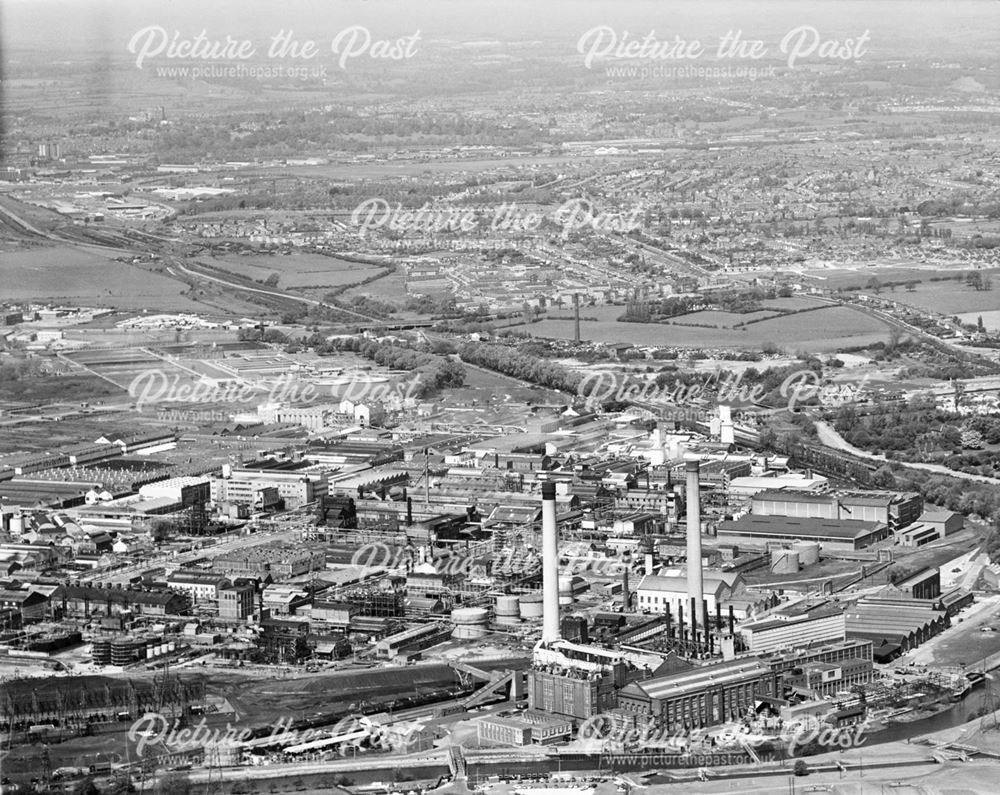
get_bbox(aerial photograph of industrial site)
[3,0,1000,792]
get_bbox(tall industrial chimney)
[541,482,560,643]
[685,459,703,607]
[573,293,581,344]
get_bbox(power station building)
[617,658,779,731]
[528,641,628,719]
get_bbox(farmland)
[866,271,1000,315]
[798,264,990,291]
[673,309,778,327]
[514,304,894,353]
[1,247,204,312]
[209,252,389,290]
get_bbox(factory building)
[739,602,846,654]
[897,511,964,547]
[750,489,922,533]
[635,570,745,620]
[784,656,873,698]
[476,713,572,746]
[166,570,231,602]
[210,466,326,509]
[717,515,889,552]
[617,658,779,731]
[219,582,255,620]
[844,596,948,659]
[893,567,941,601]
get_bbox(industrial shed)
[844,596,947,653]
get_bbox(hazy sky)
[3,0,997,59]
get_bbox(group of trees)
[830,397,1000,477]
[458,341,584,394]
[313,335,465,397]
[620,286,797,324]
[887,464,1000,526]
[237,327,291,344]
[966,271,994,291]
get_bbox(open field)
[868,272,1000,314]
[210,253,387,290]
[959,309,1000,333]
[673,309,779,327]
[342,268,411,301]
[758,296,829,311]
[0,246,205,311]
[0,374,127,406]
[798,264,982,289]
[514,304,894,353]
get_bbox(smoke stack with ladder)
[541,481,560,643]
[686,458,704,608]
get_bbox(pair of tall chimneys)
[540,463,702,644]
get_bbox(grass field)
[1,247,205,311]
[673,309,778,327]
[210,253,386,289]
[869,273,1000,315]
[959,309,1000,333]
[516,304,893,353]
[758,296,829,311]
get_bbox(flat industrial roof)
[718,515,884,541]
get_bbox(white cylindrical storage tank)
[558,576,575,606]
[495,595,521,625]
[770,549,800,574]
[519,594,544,620]
[451,607,489,640]
[791,542,820,566]
[167,641,176,653]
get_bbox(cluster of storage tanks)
[464,577,587,636]
[92,637,176,666]
[770,542,820,574]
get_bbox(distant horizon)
[3,0,998,56]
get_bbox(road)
[904,592,1000,667]
[814,420,1000,487]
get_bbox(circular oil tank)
[770,549,800,574]
[451,607,489,640]
[519,594,544,620]
[167,641,176,653]
[495,595,521,625]
[558,576,575,606]
[791,542,820,566]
